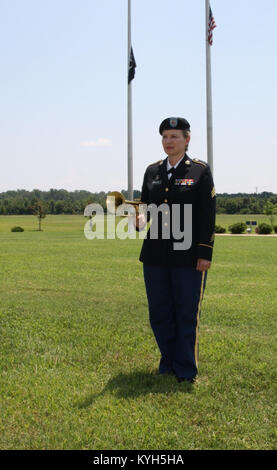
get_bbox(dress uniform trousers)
[143,263,207,381]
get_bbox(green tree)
[225,199,239,214]
[263,201,277,226]
[49,200,55,214]
[54,200,65,214]
[32,201,47,231]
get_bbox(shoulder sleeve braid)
[196,166,216,261]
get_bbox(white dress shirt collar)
[167,154,185,176]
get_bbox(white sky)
[0,0,276,194]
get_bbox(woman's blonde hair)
[182,130,191,151]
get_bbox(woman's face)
[161,129,190,158]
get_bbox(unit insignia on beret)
[169,118,178,128]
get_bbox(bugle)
[106,191,141,215]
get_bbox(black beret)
[159,117,190,135]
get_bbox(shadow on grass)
[75,370,193,409]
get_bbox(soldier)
[136,117,216,383]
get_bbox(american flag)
[208,6,216,46]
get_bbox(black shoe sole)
[176,377,195,384]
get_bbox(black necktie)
[167,167,176,177]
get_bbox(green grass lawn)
[1,213,273,233]
[0,215,276,450]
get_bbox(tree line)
[216,192,277,214]
[0,188,276,215]
[0,189,141,215]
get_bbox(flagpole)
[127,0,133,200]
[205,0,214,175]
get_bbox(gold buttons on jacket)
[164,199,168,203]
[165,187,169,192]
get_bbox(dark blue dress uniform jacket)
[139,155,216,267]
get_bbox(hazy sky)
[0,0,276,194]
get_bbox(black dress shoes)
[176,377,195,384]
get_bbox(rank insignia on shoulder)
[192,158,207,167]
[211,187,216,198]
[149,159,163,167]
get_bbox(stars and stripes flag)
[128,46,136,84]
[208,5,216,46]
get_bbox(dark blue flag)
[128,47,136,84]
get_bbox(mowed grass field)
[0,214,276,450]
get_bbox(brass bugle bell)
[106,191,141,215]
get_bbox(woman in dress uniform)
[136,117,216,383]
